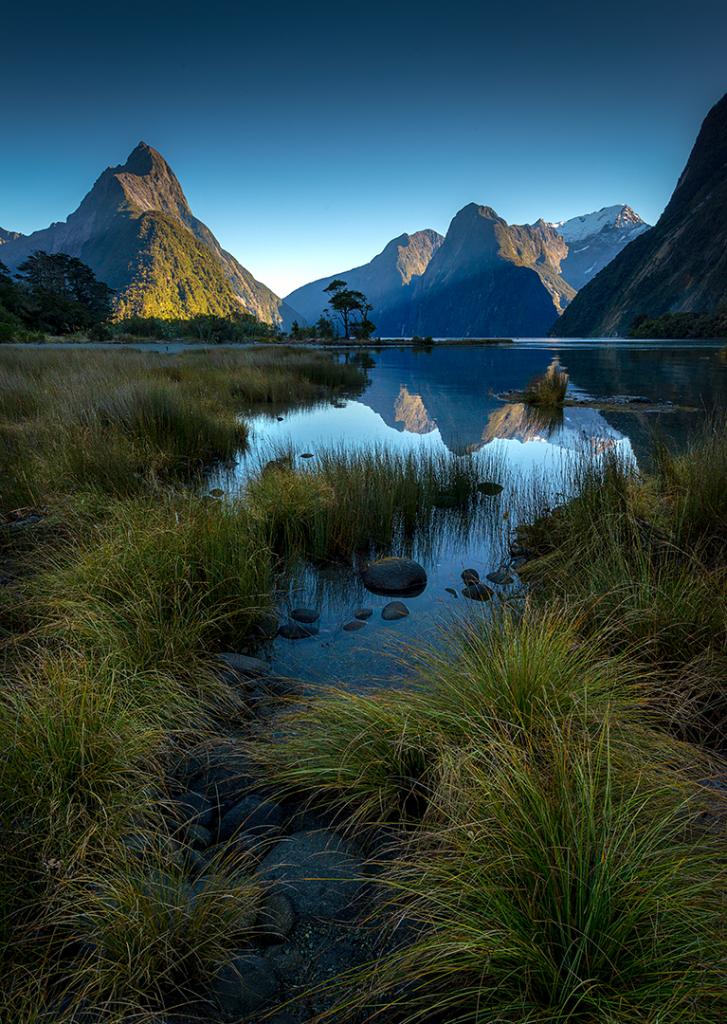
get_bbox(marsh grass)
[523,359,569,407]
[363,726,726,1024]
[24,494,274,692]
[247,445,490,562]
[0,346,366,510]
[69,846,261,1009]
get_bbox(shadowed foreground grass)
[0,346,725,1022]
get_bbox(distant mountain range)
[558,92,727,336]
[0,143,297,326]
[286,203,648,337]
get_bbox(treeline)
[0,250,278,342]
[0,251,113,340]
[630,308,727,339]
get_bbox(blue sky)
[1,0,725,296]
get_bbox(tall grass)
[23,494,274,693]
[247,445,487,562]
[364,726,726,1023]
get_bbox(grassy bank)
[251,421,727,1022]
[1,344,725,1021]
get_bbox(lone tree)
[323,278,375,339]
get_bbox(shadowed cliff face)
[375,205,574,338]
[0,143,298,326]
[284,229,444,325]
[557,93,727,336]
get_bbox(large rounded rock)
[257,830,365,920]
[218,795,286,843]
[361,557,427,596]
[256,892,296,944]
[210,954,281,1020]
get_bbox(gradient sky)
[1,1,725,296]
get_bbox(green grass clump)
[524,359,569,406]
[71,848,261,1009]
[25,494,274,691]
[251,606,662,826]
[248,446,484,562]
[368,727,725,1024]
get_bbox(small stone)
[217,652,270,678]
[445,587,458,597]
[278,621,319,640]
[209,487,225,498]
[462,583,493,601]
[256,892,296,943]
[433,492,457,508]
[210,954,281,1020]
[354,607,373,619]
[478,481,503,496]
[511,555,528,569]
[461,568,480,585]
[342,619,365,632]
[381,601,409,621]
[300,452,315,459]
[289,607,320,624]
[276,416,284,421]
[486,569,514,585]
[172,790,214,830]
[218,796,286,843]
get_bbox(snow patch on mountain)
[548,205,647,244]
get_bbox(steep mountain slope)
[551,205,649,289]
[0,143,296,325]
[557,93,727,336]
[376,204,574,337]
[0,228,23,245]
[284,229,443,325]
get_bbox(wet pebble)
[478,481,503,495]
[342,620,366,632]
[486,569,514,585]
[381,601,409,621]
[445,587,458,598]
[278,621,319,640]
[290,607,320,624]
[461,568,480,585]
[354,607,373,620]
[461,583,493,601]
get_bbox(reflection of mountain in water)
[357,343,726,462]
[361,347,626,455]
[393,386,436,434]
[480,403,623,454]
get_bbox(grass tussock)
[368,727,726,1024]
[23,494,274,692]
[70,847,261,1009]
[251,605,674,826]
[524,359,569,406]
[248,445,485,561]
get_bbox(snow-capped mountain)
[547,205,650,290]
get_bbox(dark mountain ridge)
[557,93,727,336]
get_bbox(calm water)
[207,339,726,689]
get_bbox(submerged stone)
[278,621,319,640]
[290,607,320,624]
[354,607,373,619]
[461,582,493,601]
[461,567,480,585]
[362,557,427,596]
[342,619,366,631]
[381,601,410,621]
[486,569,514,585]
[478,481,503,495]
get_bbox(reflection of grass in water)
[246,443,511,566]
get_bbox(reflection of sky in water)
[207,342,726,690]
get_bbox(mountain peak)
[119,141,169,177]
